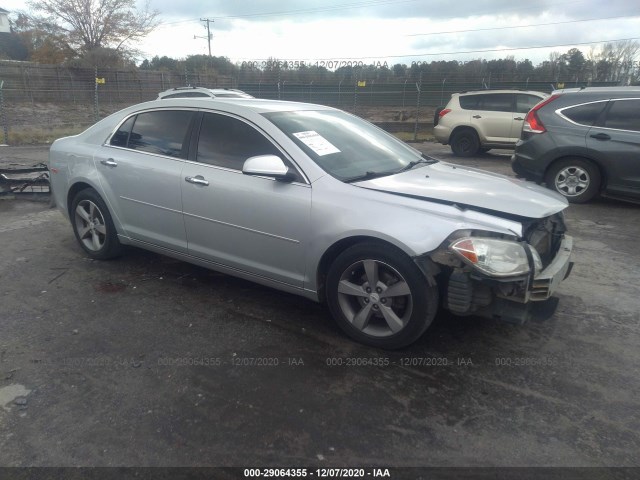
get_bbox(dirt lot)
[0,144,639,472]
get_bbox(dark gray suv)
[512,87,640,203]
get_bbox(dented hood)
[355,161,568,218]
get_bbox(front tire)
[71,188,122,259]
[545,158,601,203]
[450,129,480,157]
[326,243,438,349]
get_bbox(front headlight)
[450,237,542,277]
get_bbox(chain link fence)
[0,60,620,145]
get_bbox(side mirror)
[242,155,296,182]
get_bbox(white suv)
[434,90,547,156]
[157,87,253,100]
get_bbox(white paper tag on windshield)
[293,131,340,156]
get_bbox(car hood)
[355,161,568,219]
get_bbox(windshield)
[263,110,425,181]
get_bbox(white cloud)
[5,0,640,66]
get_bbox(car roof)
[140,97,337,114]
[552,86,640,95]
[456,89,547,96]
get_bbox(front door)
[181,112,311,287]
[589,98,640,195]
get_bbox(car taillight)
[523,94,561,134]
[439,108,451,118]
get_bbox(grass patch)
[6,125,88,145]
[393,131,435,143]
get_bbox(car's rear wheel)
[545,158,601,203]
[450,129,480,157]
[326,243,438,349]
[71,188,122,259]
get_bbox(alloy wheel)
[336,259,413,338]
[74,200,107,252]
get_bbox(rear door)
[513,94,544,141]
[588,98,640,196]
[94,109,195,252]
[469,93,515,144]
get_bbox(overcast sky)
[4,0,640,66]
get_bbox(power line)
[154,0,420,27]
[154,0,590,27]
[406,14,640,37]
[234,37,640,62]
[210,0,421,19]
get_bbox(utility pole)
[196,18,214,57]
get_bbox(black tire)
[326,242,438,349]
[450,129,480,157]
[70,188,122,259]
[545,157,601,203]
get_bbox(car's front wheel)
[450,129,480,157]
[71,188,122,259]
[326,243,438,349]
[545,157,601,203]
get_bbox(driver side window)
[197,113,272,167]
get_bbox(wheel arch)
[544,155,607,191]
[450,125,480,141]
[315,235,424,304]
[67,181,97,218]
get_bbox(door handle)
[472,115,482,119]
[590,133,611,141]
[100,158,118,167]
[514,117,524,121]
[185,175,209,186]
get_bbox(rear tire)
[545,158,600,203]
[326,242,438,349]
[450,129,480,157]
[71,188,122,259]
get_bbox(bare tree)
[596,40,640,84]
[27,0,159,58]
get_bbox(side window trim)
[193,109,309,184]
[556,100,609,128]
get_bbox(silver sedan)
[49,98,573,348]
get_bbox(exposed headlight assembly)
[450,237,542,277]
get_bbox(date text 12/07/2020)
[236,60,391,70]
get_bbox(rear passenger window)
[477,94,514,112]
[459,95,480,110]
[603,99,640,132]
[515,94,542,114]
[110,116,135,147]
[124,110,194,158]
[562,101,607,126]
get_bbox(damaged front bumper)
[424,234,574,325]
